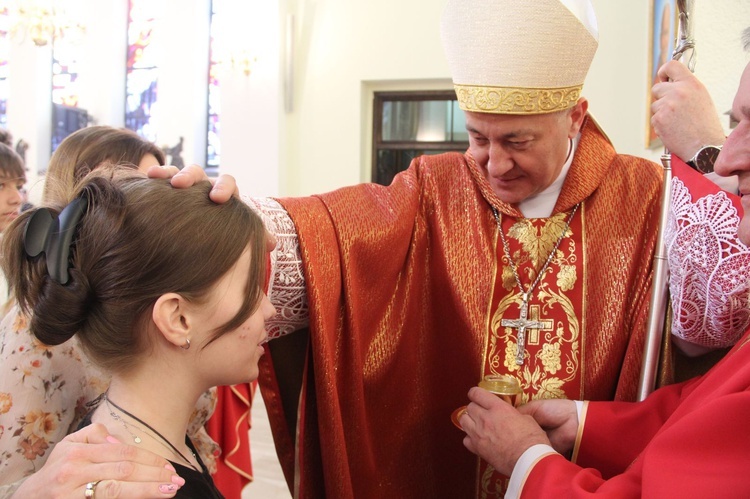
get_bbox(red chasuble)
[258,116,663,498]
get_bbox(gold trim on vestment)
[482,207,501,382]
[454,84,582,115]
[579,203,587,400]
[570,401,588,464]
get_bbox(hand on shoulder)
[12,424,184,498]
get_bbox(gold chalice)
[451,374,523,430]
[477,374,521,407]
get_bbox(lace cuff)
[245,197,309,340]
[666,178,750,348]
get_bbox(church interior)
[1,0,749,497]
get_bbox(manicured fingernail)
[159,483,177,493]
[164,463,176,472]
[106,436,121,444]
[171,475,186,486]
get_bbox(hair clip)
[23,197,89,285]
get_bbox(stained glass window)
[125,0,161,143]
[0,7,10,129]
[51,25,85,152]
[52,38,79,107]
[206,0,222,174]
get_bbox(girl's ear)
[152,293,192,349]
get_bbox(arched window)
[51,25,86,152]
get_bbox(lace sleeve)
[666,178,750,348]
[245,197,309,340]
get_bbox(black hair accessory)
[23,197,89,285]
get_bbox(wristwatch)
[686,145,722,174]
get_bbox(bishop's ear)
[152,293,192,349]
[567,97,589,138]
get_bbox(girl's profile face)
[0,174,25,232]
[190,245,275,387]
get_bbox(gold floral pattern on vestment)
[490,285,580,404]
[501,214,579,292]
[454,84,581,115]
[488,213,581,406]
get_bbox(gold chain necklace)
[492,203,580,365]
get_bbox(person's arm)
[459,380,696,496]
[515,387,750,497]
[652,62,748,355]
[245,196,309,339]
[651,60,726,162]
[10,424,184,498]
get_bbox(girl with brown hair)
[2,169,274,497]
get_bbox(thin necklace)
[103,393,200,472]
[492,203,579,365]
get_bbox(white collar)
[517,134,580,218]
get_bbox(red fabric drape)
[206,383,256,499]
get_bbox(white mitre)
[441,0,599,115]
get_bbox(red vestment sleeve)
[518,334,750,497]
[521,391,750,497]
[574,378,698,476]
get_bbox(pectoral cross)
[501,293,544,365]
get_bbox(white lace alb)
[245,197,309,340]
[666,178,750,348]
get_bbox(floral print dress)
[0,305,219,496]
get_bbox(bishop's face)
[715,62,750,245]
[465,99,587,205]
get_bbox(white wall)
[279,0,450,195]
[280,0,750,195]
[586,0,750,165]
[217,0,281,198]
[4,1,750,201]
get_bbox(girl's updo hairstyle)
[1,167,266,373]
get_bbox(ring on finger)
[84,480,102,498]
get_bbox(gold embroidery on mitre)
[454,84,582,115]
